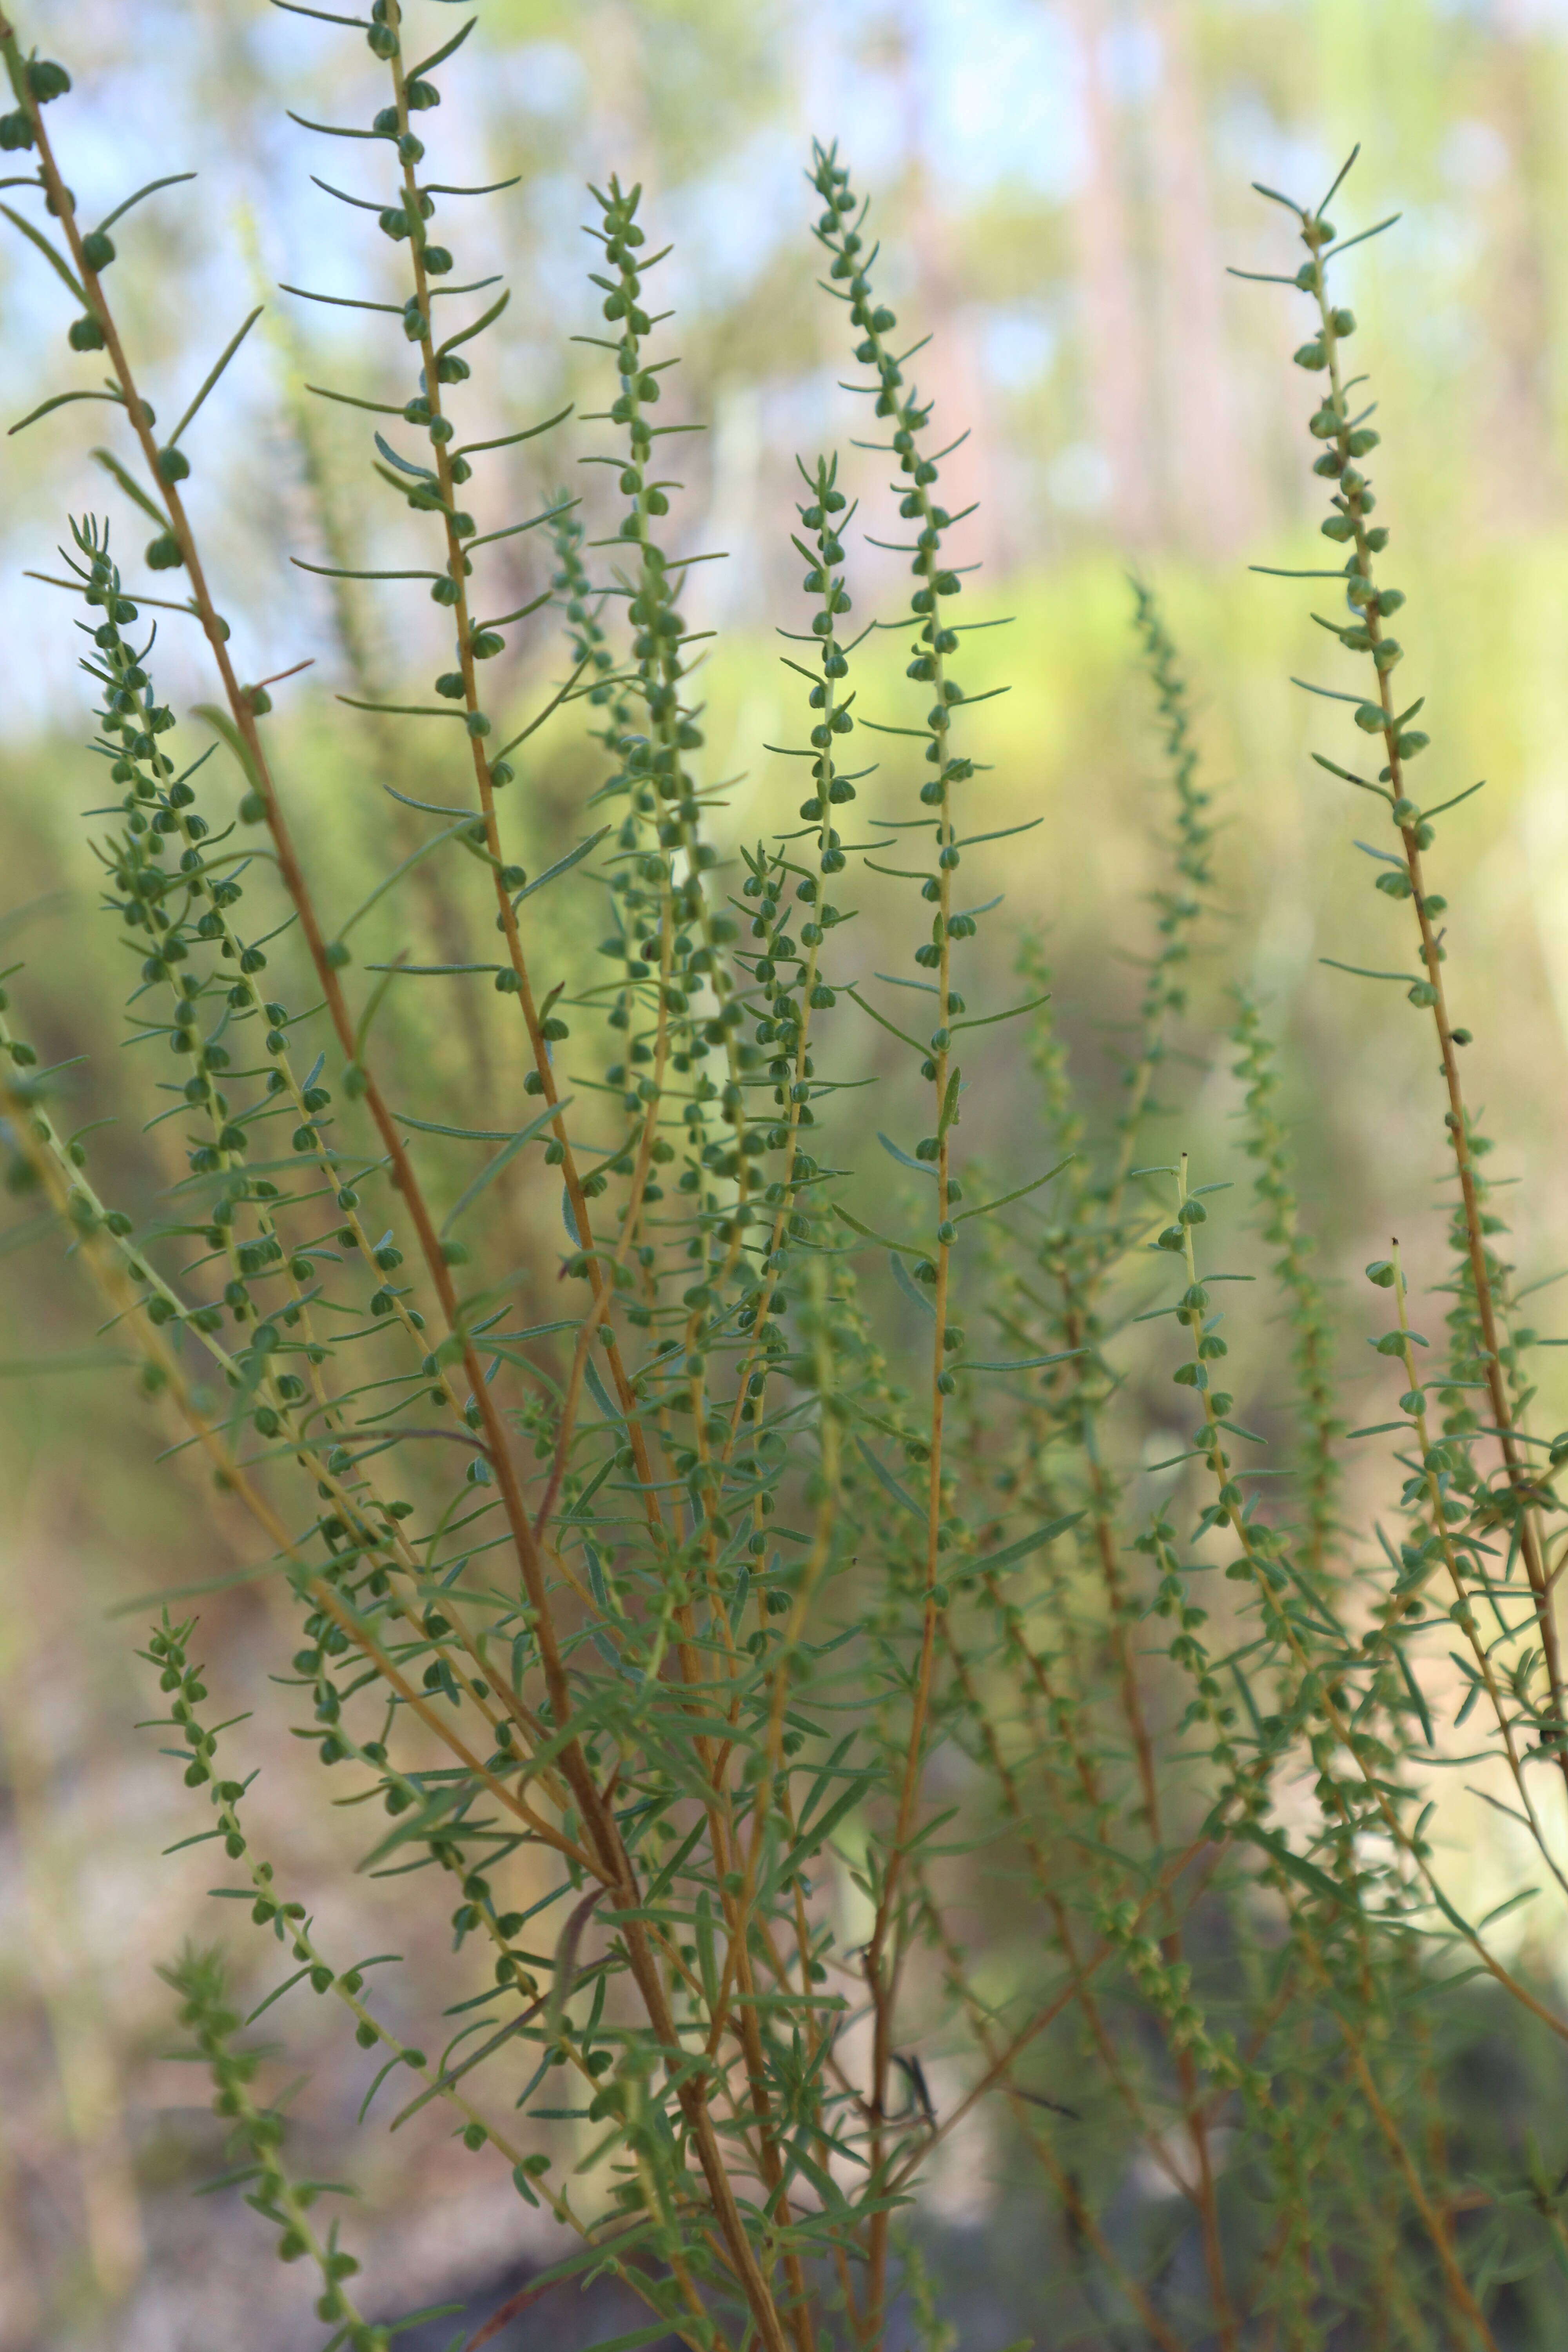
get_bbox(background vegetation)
[7,2,1568,2347]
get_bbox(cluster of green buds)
[1360,1251,1560,1757]
[548,500,625,710]
[1094,1895,1244,2080]
[1238,158,1453,982]
[63,527,392,1462]
[809,139,982,931]
[140,1615,566,2194]
[583,175,742,1094]
[1157,1172,1440,1929]
[1105,584,1216,1200]
[782,450,862,872]
[808,140,1008,1437]
[573,172,799,1504]
[715,448,871,1445]
[283,0,575,784]
[1229,996,1341,1570]
[73,530,306,1181]
[1134,1514,1236,1771]
[1248,158,1559,1719]
[0,47,67,150]
[160,1941,385,2348]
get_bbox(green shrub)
[3,9,1566,2347]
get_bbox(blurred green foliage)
[9,2,1568,2346]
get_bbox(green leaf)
[338,820,473,940]
[876,1132,936,1181]
[951,990,1050,1032]
[854,1435,924,1519]
[513,828,610,905]
[583,1356,621,1426]
[190,702,265,798]
[958,1349,1083,1374]
[169,305,265,445]
[441,1100,567,1236]
[1236,1822,1344,1909]
[8,387,125,436]
[845,985,924,1054]
[1319,959,1416,985]
[91,444,168,526]
[1394,1642,1435,1747]
[371,430,437,484]
[98,171,199,235]
[454,401,574,460]
[888,1252,935,1323]
[955,1153,1074,1223]
[434,287,511,361]
[408,15,477,76]
[831,1201,918,1256]
[337,697,466,721]
[391,1111,515,1142]
[0,203,89,304]
[967,1511,1083,1576]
